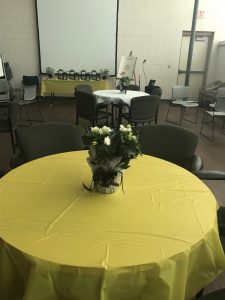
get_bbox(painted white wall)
[0,0,225,98]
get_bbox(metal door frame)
[178,31,214,87]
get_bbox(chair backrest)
[22,76,39,101]
[16,122,85,162]
[138,124,199,170]
[129,95,160,123]
[172,85,189,100]
[215,97,225,112]
[0,79,10,102]
[217,87,225,98]
[127,84,140,91]
[76,91,97,121]
[75,84,93,95]
[23,76,39,86]
[151,86,162,97]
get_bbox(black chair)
[121,95,160,127]
[74,84,93,94]
[113,84,141,125]
[20,75,43,123]
[196,288,225,299]
[10,122,85,167]
[75,91,111,126]
[138,124,203,171]
[0,79,11,102]
[198,289,225,299]
[150,86,162,98]
[138,124,225,243]
[127,84,140,91]
[0,101,19,153]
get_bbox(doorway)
[177,31,214,100]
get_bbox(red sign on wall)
[197,10,205,18]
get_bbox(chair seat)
[209,102,216,108]
[122,112,155,123]
[0,95,10,101]
[207,110,225,116]
[172,100,198,107]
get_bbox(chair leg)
[212,115,215,141]
[9,129,16,153]
[200,111,214,141]
[182,106,199,124]
[166,102,172,121]
[155,106,159,124]
[166,103,182,125]
[221,118,225,135]
[36,100,43,121]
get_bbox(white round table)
[94,89,149,126]
[94,89,149,106]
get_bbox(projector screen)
[36,0,118,75]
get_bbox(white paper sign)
[117,56,137,79]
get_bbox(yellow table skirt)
[40,79,109,97]
[0,151,224,300]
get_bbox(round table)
[94,89,149,126]
[0,151,224,300]
[94,89,149,106]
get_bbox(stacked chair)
[200,87,225,141]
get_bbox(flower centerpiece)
[83,124,141,194]
[118,72,130,93]
[45,67,55,79]
[99,68,109,80]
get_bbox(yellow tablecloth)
[0,151,224,300]
[40,79,109,97]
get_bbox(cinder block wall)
[0,0,225,98]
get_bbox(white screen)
[36,0,118,75]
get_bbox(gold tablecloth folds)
[40,79,109,97]
[0,151,224,300]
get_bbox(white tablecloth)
[94,89,149,106]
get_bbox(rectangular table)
[40,79,109,97]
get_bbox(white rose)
[91,126,99,133]
[102,126,112,134]
[126,125,132,132]
[119,124,126,132]
[99,128,103,135]
[104,136,111,146]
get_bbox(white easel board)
[117,56,137,79]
